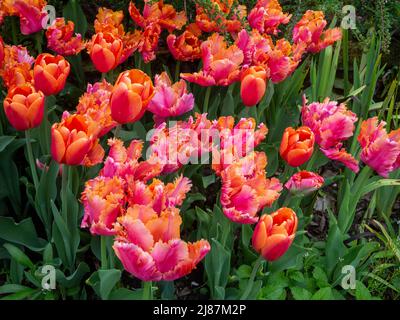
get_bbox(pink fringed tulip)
[302,96,359,172]
[221,152,282,224]
[181,33,244,86]
[81,176,126,236]
[358,117,400,177]
[14,0,47,35]
[148,72,194,122]
[293,10,342,53]
[285,171,324,195]
[252,207,298,261]
[240,66,268,107]
[248,0,291,35]
[113,205,210,281]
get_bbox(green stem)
[240,256,264,300]
[203,87,212,113]
[61,164,69,218]
[175,61,181,82]
[100,236,108,270]
[11,18,18,44]
[305,150,319,171]
[35,32,42,54]
[114,125,121,139]
[101,73,107,81]
[142,281,153,300]
[25,130,39,190]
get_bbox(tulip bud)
[252,208,298,262]
[240,66,268,107]
[88,32,123,73]
[34,53,70,96]
[285,171,324,195]
[110,69,154,124]
[280,126,315,167]
[3,84,45,131]
[51,113,95,166]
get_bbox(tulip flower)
[293,10,342,53]
[148,72,194,122]
[113,205,210,281]
[87,32,124,73]
[285,171,324,195]
[221,152,282,224]
[235,29,272,68]
[252,207,298,261]
[280,126,315,167]
[248,0,291,36]
[167,24,202,62]
[110,69,155,124]
[81,176,126,236]
[240,66,268,106]
[51,113,104,166]
[94,7,125,36]
[358,117,400,178]
[302,96,359,172]
[76,80,117,137]
[0,36,4,68]
[14,0,47,35]
[33,53,70,96]
[181,33,244,86]
[46,18,85,56]
[3,83,45,131]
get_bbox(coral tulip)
[166,24,202,62]
[181,33,244,86]
[358,117,400,178]
[285,171,324,195]
[240,66,268,106]
[293,10,342,53]
[33,53,70,96]
[87,32,123,73]
[280,126,315,167]
[113,205,210,281]
[252,207,298,261]
[81,176,126,236]
[110,69,154,124]
[221,152,282,224]
[3,83,45,131]
[51,113,104,166]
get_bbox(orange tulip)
[3,83,45,131]
[280,126,315,167]
[252,208,298,262]
[110,69,154,124]
[33,53,70,96]
[51,113,102,166]
[88,32,123,73]
[240,66,268,107]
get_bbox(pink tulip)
[358,117,400,177]
[285,171,324,195]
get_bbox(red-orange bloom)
[3,83,45,131]
[94,7,125,36]
[293,10,342,53]
[252,208,298,261]
[87,32,124,73]
[51,113,104,166]
[167,24,202,62]
[280,126,315,167]
[46,18,85,56]
[0,36,4,68]
[33,53,70,96]
[240,66,268,107]
[110,69,155,124]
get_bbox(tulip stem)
[35,32,42,54]
[25,130,39,190]
[100,236,108,270]
[142,281,153,300]
[175,61,181,82]
[61,164,70,219]
[240,256,264,300]
[101,73,107,81]
[11,18,18,45]
[203,87,211,113]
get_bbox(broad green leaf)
[311,287,335,300]
[3,243,34,269]
[355,281,372,300]
[63,0,88,36]
[0,136,15,152]
[290,287,312,300]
